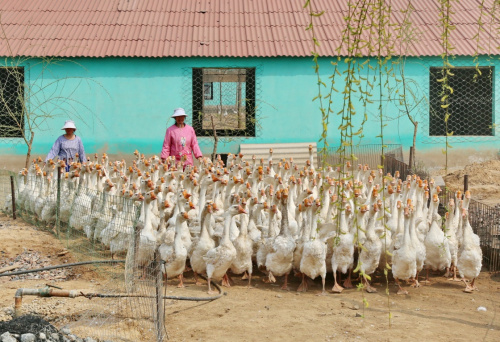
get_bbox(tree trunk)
[412,122,418,168]
[24,131,34,169]
[210,114,218,162]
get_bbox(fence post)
[464,174,468,195]
[10,175,16,220]
[154,248,165,342]
[55,166,62,237]
[125,203,143,294]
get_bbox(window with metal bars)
[0,67,24,138]
[192,68,256,137]
[429,66,494,136]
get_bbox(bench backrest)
[239,142,317,168]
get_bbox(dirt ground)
[0,214,499,342]
[442,159,500,206]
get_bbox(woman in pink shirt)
[161,108,203,166]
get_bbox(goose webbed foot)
[397,287,408,295]
[420,269,431,285]
[463,284,474,293]
[343,276,354,289]
[280,273,290,291]
[177,274,185,288]
[363,278,377,293]
[365,285,377,293]
[221,273,233,287]
[463,278,478,293]
[316,278,327,296]
[207,278,218,294]
[297,274,308,292]
[331,282,344,293]
[395,278,408,295]
[449,267,461,282]
[193,272,203,286]
[247,273,254,289]
[241,271,249,280]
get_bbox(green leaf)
[312,10,325,17]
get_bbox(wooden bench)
[239,142,317,168]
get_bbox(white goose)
[392,205,417,295]
[423,194,451,284]
[190,202,215,285]
[159,211,190,287]
[457,207,482,292]
[265,188,296,290]
[299,198,327,295]
[137,191,159,278]
[357,203,382,293]
[331,204,356,293]
[230,209,254,288]
[204,204,246,294]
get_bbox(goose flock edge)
[4,147,482,295]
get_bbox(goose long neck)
[198,185,208,218]
[143,200,153,233]
[240,213,249,236]
[267,211,275,238]
[212,183,219,201]
[408,209,416,240]
[280,198,289,237]
[366,211,377,239]
[174,214,184,240]
[403,212,410,244]
[222,212,233,244]
[339,209,348,234]
[288,187,296,211]
[199,208,209,239]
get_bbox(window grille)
[192,68,256,137]
[0,67,24,138]
[429,66,493,137]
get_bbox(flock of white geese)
[6,146,482,295]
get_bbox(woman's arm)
[190,127,203,159]
[160,127,171,161]
[78,136,87,162]
[45,136,62,162]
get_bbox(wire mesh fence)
[189,66,262,142]
[318,148,500,274]
[0,168,170,341]
[417,57,500,144]
[320,143,405,170]
[0,66,25,140]
[438,186,500,273]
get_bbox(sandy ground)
[0,214,499,342]
[442,159,500,206]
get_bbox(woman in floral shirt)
[161,108,203,167]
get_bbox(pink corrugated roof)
[0,0,497,58]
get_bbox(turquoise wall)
[0,55,498,158]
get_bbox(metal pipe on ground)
[15,287,79,317]
[14,278,223,318]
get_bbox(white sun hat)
[61,120,77,130]
[171,108,187,118]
